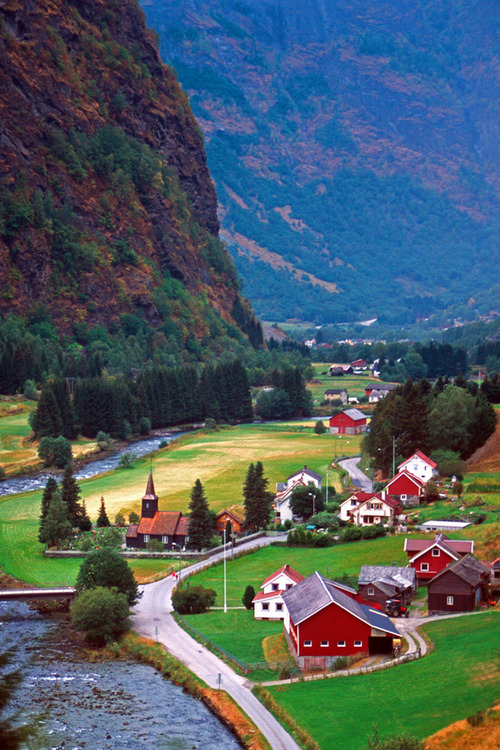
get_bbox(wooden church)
[126,471,189,550]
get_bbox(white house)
[339,491,402,526]
[397,450,437,483]
[274,466,322,523]
[253,564,304,620]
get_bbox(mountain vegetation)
[0,0,262,364]
[142,0,500,326]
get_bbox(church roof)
[142,470,158,501]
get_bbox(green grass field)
[266,612,500,750]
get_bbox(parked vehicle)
[385,598,409,617]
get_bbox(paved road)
[132,536,301,750]
[338,455,373,492]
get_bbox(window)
[354,640,362,648]
[262,603,269,611]
[276,603,283,612]
[446,596,454,606]
[286,583,292,589]
[432,548,440,557]
[320,640,329,647]
[145,502,149,509]
[271,583,279,591]
[337,640,346,648]
[304,640,312,647]
[367,587,375,596]
[143,534,150,543]
[420,563,429,571]
[162,535,168,544]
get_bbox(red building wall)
[296,601,372,657]
[410,547,456,581]
[386,473,421,496]
[329,413,366,435]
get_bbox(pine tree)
[39,490,72,549]
[39,477,58,541]
[187,479,212,551]
[32,383,63,438]
[79,500,92,532]
[61,464,83,526]
[97,496,110,528]
[244,462,272,531]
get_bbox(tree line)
[365,377,496,475]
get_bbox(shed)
[427,555,490,613]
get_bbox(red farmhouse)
[282,572,399,669]
[404,533,474,584]
[385,470,424,506]
[329,408,367,435]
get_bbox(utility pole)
[223,528,227,613]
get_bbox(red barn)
[385,470,424,506]
[404,533,474,584]
[329,408,367,435]
[282,572,399,669]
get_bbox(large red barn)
[329,408,367,435]
[282,572,399,669]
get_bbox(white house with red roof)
[339,490,401,526]
[274,466,322,523]
[404,533,474,584]
[253,564,304,620]
[282,572,400,668]
[398,450,437,484]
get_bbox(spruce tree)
[187,479,212,551]
[32,384,63,438]
[39,476,58,541]
[97,496,110,528]
[61,464,82,526]
[39,490,72,549]
[79,500,92,532]
[243,462,272,531]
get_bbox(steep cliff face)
[0,0,257,341]
[142,0,500,326]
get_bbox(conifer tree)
[187,479,212,551]
[32,383,63,438]
[244,461,272,531]
[39,490,72,549]
[96,496,110,528]
[39,476,58,541]
[61,464,83,526]
[79,500,92,532]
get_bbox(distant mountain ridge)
[0,0,261,350]
[141,0,500,326]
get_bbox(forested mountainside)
[142,0,500,326]
[0,0,261,354]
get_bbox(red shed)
[404,533,474,584]
[282,572,399,669]
[329,408,367,435]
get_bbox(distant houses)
[323,388,348,405]
[274,466,322,523]
[404,533,474,584]
[357,565,416,608]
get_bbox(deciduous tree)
[75,547,139,605]
[71,587,130,645]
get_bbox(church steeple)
[141,470,158,518]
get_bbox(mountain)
[140,0,500,326]
[0,0,261,351]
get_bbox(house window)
[304,640,312,647]
[272,583,279,591]
[337,640,346,647]
[320,640,329,647]
[432,549,440,557]
[367,587,375,596]
[276,603,283,612]
[143,534,150,543]
[354,640,362,648]
[401,494,407,501]
[420,563,429,572]
[446,596,454,606]
[286,584,292,590]
[162,535,168,544]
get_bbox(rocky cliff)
[0,0,258,344]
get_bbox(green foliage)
[129,511,140,525]
[146,538,164,552]
[172,585,216,614]
[38,435,72,468]
[138,416,151,435]
[314,420,326,435]
[290,484,324,520]
[366,727,425,750]
[75,547,139,605]
[118,452,137,469]
[38,490,72,548]
[23,379,37,401]
[114,513,126,527]
[96,496,110,528]
[187,479,212,551]
[430,449,467,479]
[242,584,255,610]
[101,526,123,548]
[71,586,130,646]
[243,461,273,531]
[60,464,83,526]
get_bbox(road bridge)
[0,588,76,603]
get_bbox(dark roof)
[365,383,399,394]
[142,470,158,502]
[324,389,347,395]
[430,554,490,587]
[126,524,138,539]
[287,466,322,482]
[215,508,244,524]
[282,572,399,636]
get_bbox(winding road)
[338,455,373,492]
[132,535,301,750]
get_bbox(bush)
[129,511,140,525]
[242,584,255,609]
[146,539,164,552]
[204,417,217,431]
[365,727,426,750]
[38,435,72,468]
[0,466,6,481]
[138,416,151,435]
[172,585,216,614]
[71,587,131,646]
[114,513,126,527]
[466,709,486,727]
[23,379,37,400]
[75,547,140,605]
[101,526,122,548]
[314,420,326,435]
[117,452,136,469]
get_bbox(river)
[0,433,183,497]
[2,601,241,749]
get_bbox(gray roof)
[342,408,366,421]
[358,565,416,590]
[282,572,400,636]
[430,554,490,587]
[287,466,322,482]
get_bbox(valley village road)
[338,455,373,492]
[132,536,301,750]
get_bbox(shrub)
[114,513,126,527]
[23,379,37,400]
[146,539,164,552]
[242,584,255,610]
[138,416,151,435]
[172,585,216,614]
[101,526,122,548]
[38,435,72,468]
[71,587,130,645]
[129,511,140,525]
[75,547,140,605]
[117,452,136,469]
[0,466,6,481]
[314,420,326,435]
[466,710,486,727]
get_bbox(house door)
[368,636,393,655]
